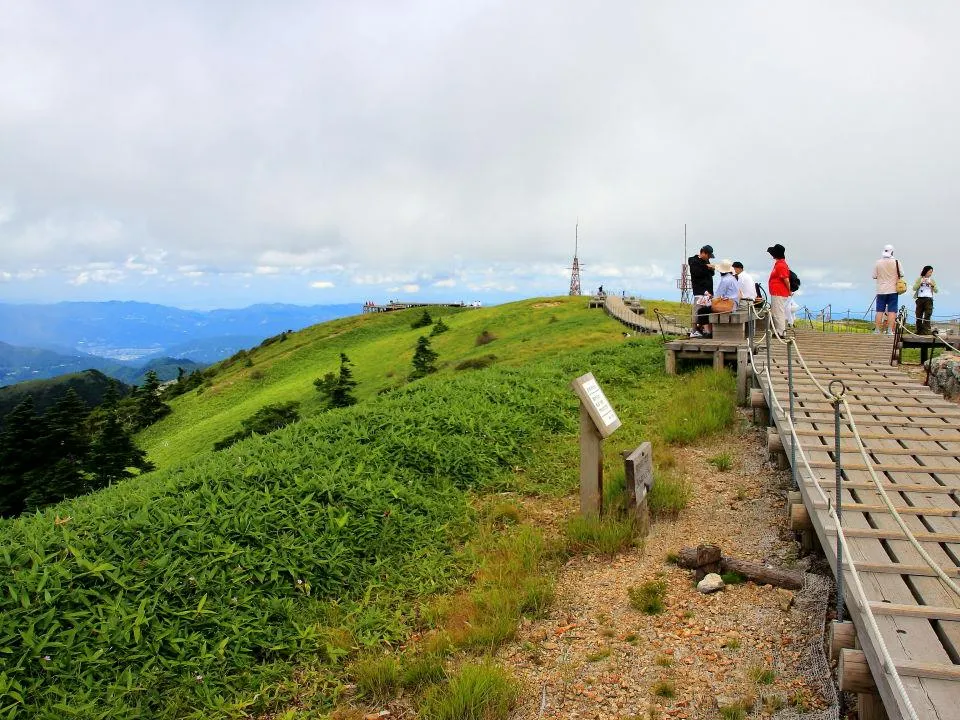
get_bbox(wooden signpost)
[571,372,621,516]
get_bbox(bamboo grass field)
[0,296,735,719]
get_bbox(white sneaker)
[872,329,882,334]
[886,329,894,336]
[689,330,703,338]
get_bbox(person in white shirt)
[872,244,901,335]
[732,261,757,308]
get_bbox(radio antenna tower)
[568,221,583,296]
[676,223,691,305]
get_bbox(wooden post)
[789,503,812,531]
[736,346,749,405]
[571,373,621,518]
[858,693,888,720]
[623,443,654,536]
[829,621,856,662]
[579,404,603,517]
[839,649,877,694]
[665,348,677,375]
[714,350,725,371]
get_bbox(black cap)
[732,261,744,269]
[766,244,786,259]
[700,245,714,257]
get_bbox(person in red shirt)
[766,244,791,337]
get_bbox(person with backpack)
[688,245,716,338]
[766,244,793,338]
[872,244,902,335]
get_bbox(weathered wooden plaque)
[571,373,621,517]
[571,373,621,439]
[623,442,653,507]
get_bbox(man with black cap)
[766,244,791,337]
[688,245,715,337]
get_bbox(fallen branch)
[675,544,804,590]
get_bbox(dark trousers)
[915,297,933,334]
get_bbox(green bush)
[629,578,667,615]
[454,355,496,371]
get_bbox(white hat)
[714,259,734,274]
[882,244,894,258]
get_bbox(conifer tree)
[134,370,171,429]
[88,412,155,487]
[410,336,438,379]
[430,317,449,336]
[23,389,91,511]
[0,397,45,516]
[314,353,358,408]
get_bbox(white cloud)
[432,278,456,287]
[310,280,335,289]
[387,283,421,293]
[353,273,418,286]
[255,266,281,275]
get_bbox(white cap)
[882,244,894,258]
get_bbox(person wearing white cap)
[872,244,902,335]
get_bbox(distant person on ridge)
[689,244,715,338]
[872,244,901,335]
[732,261,757,308]
[913,265,937,335]
[766,244,791,338]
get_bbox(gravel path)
[502,411,833,720]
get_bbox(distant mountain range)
[0,301,360,386]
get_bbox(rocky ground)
[501,410,836,720]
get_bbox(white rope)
[896,314,960,354]
[747,317,920,720]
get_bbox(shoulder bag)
[895,260,907,294]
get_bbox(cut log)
[839,649,877,695]
[829,621,856,662]
[674,544,804,590]
[750,388,767,409]
[721,555,804,590]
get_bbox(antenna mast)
[568,221,582,296]
[677,223,691,305]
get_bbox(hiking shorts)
[875,293,898,313]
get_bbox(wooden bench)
[708,309,766,341]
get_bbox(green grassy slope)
[0,296,709,719]
[139,298,634,467]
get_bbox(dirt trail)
[501,411,833,720]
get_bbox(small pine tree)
[430,317,449,336]
[88,412,155,487]
[134,370,171,429]
[410,336,438,379]
[411,310,433,329]
[314,353,358,408]
[0,397,46,517]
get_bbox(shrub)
[213,400,301,450]
[454,355,496,371]
[410,336,439,379]
[418,663,518,720]
[629,578,667,615]
[430,318,449,336]
[721,571,745,585]
[475,330,497,346]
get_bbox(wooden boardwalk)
[757,329,960,720]
[602,295,685,336]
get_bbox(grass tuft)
[628,578,667,615]
[707,451,733,471]
[455,355,497,371]
[647,472,691,518]
[720,571,746,585]
[657,369,735,444]
[651,680,675,699]
[748,665,776,685]
[352,655,400,701]
[475,330,498,346]
[586,646,612,662]
[566,514,639,556]
[418,662,518,720]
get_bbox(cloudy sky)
[2,1,958,314]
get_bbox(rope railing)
[747,305,927,720]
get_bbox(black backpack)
[788,270,801,293]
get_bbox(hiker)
[766,244,791,338]
[872,244,902,335]
[913,265,938,335]
[711,259,739,313]
[689,245,715,337]
[732,261,757,308]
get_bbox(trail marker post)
[571,372,621,517]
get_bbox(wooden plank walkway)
[602,295,685,336]
[757,329,960,720]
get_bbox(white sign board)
[571,372,621,439]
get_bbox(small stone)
[697,573,725,594]
[775,588,795,611]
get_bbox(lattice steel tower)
[568,222,583,296]
[676,223,691,305]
